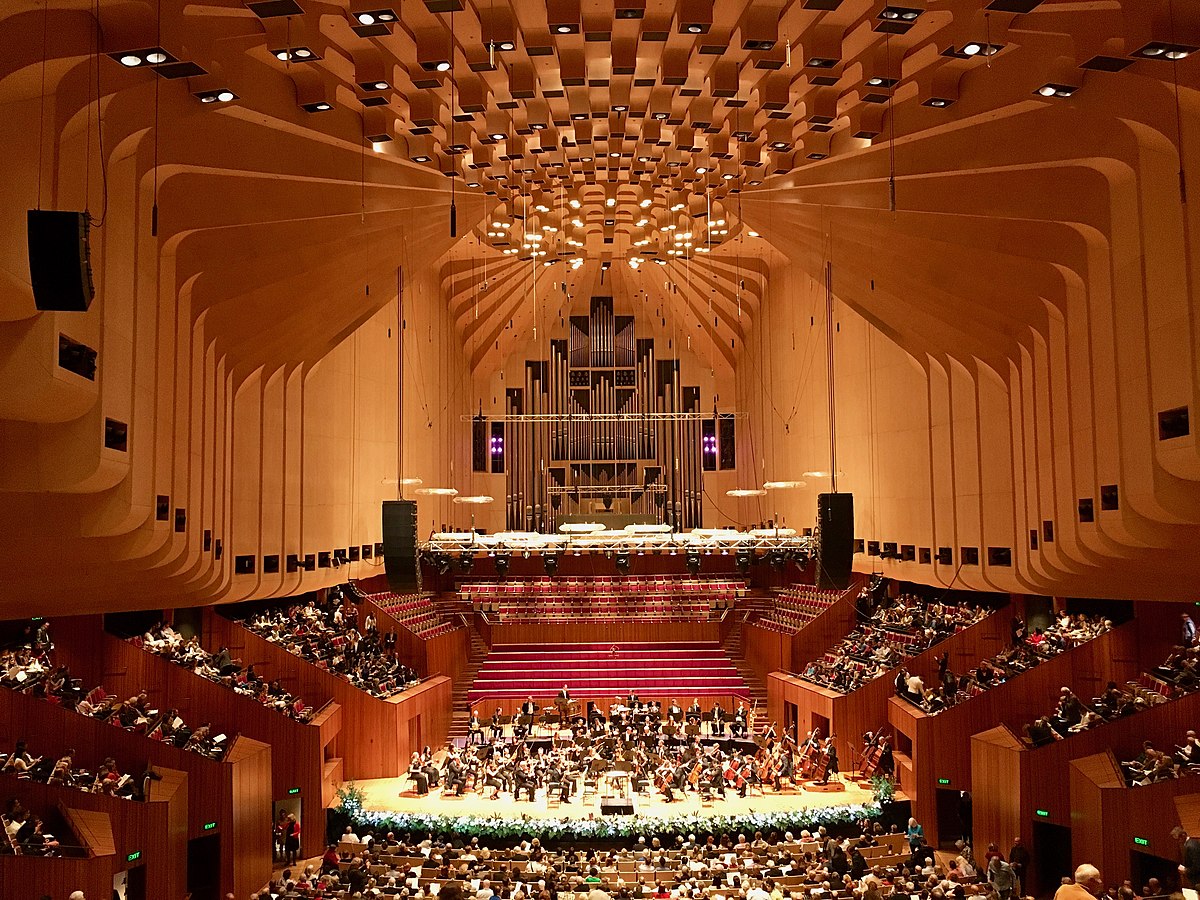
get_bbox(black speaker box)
[382,499,420,592]
[816,492,854,590]
[600,798,635,816]
[28,210,95,312]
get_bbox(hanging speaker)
[816,492,854,590]
[28,210,95,312]
[382,500,420,592]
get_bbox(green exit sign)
[1134,837,1149,847]
[937,778,951,785]
[1036,809,1050,818]
[126,850,142,863]
[203,821,217,831]
[287,786,301,795]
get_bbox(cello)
[859,727,886,779]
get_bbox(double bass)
[796,728,821,778]
[859,728,887,779]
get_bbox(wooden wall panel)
[1071,751,1199,888]
[0,765,188,900]
[972,689,1200,892]
[0,687,268,898]
[742,623,791,684]
[768,609,1011,779]
[206,610,452,777]
[226,736,274,900]
[51,614,335,859]
[889,621,1140,847]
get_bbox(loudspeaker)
[28,210,95,312]
[382,499,420,592]
[816,492,854,590]
[600,798,634,816]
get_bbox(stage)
[356,772,880,825]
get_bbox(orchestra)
[399,686,880,805]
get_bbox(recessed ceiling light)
[498,41,515,51]
[489,132,505,141]
[556,24,573,33]
[373,81,389,90]
[293,48,312,58]
[435,60,451,71]
[120,54,141,67]
[413,155,431,162]
[1133,41,1197,59]
[612,105,627,112]
[609,151,620,158]
[357,12,375,24]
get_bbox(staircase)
[722,597,773,710]
[446,617,489,742]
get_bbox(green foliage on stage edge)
[351,802,881,843]
[869,774,895,805]
[336,781,366,818]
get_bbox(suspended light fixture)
[726,488,768,498]
[453,495,495,504]
[415,487,460,496]
[381,476,425,486]
[802,470,845,478]
[764,481,806,490]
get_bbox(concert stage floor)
[356,776,878,824]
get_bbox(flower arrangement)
[869,774,895,805]
[350,802,880,843]
[336,781,367,817]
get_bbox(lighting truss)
[459,411,747,423]
[544,484,669,496]
[420,528,813,557]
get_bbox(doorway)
[187,833,221,900]
[1032,821,1072,894]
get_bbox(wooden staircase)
[447,617,489,741]
[722,599,772,710]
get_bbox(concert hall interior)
[1,1,1199,899]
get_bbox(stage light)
[544,553,560,576]
[1036,83,1078,98]
[686,551,702,574]
[457,552,475,573]
[195,89,238,104]
[615,552,631,574]
[109,47,178,68]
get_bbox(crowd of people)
[799,594,988,695]
[2,798,63,857]
[250,818,991,900]
[1019,638,1200,747]
[1121,731,1200,786]
[896,614,1113,715]
[2,738,142,800]
[0,626,228,760]
[237,592,420,699]
[134,621,315,722]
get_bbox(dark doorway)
[935,788,971,849]
[1032,821,1072,894]
[1132,849,1183,895]
[784,702,798,741]
[124,863,146,900]
[187,833,221,900]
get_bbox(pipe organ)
[494,297,706,533]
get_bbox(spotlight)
[615,552,631,575]
[735,550,752,574]
[489,132,506,141]
[272,47,318,62]
[195,89,238,104]
[544,553,560,576]
[866,77,898,88]
[922,97,954,108]
[300,101,333,112]
[435,60,451,72]
[494,553,511,577]
[612,104,628,112]
[457,552,475,573]
[108,47,178,68]
[1035,83,1077,98]
[686,551,702,574]
[1132,42,1196,60]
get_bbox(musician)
[816,737,839,785]
[687,698,703,724]
[490,707,504,741]
[626,689,640,708]
[731,703,748,738]
[520,696,537,717]
[545,758,572,803]
[420,748,441,789]
[557,684,571,702]
[877,736,895,777]
[407,752,429,795]
[708,759,727,798]
[513,761,538,801]
[762,721,778,742]
[443,753,467,796]
[775,744,794,790]
[468,710,485,745]
[711,701,726,737]
[668,698,683,721]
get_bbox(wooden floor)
[357,774,877,822]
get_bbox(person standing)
[988,856,1018,900]
[1183,614,1197,647]
[1175,826,1200,888]
[1008,837,1031,888]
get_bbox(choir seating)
[350,587,459,639]
[464,577,746,624]
[468,641,750,706]
[755,586,842,635]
